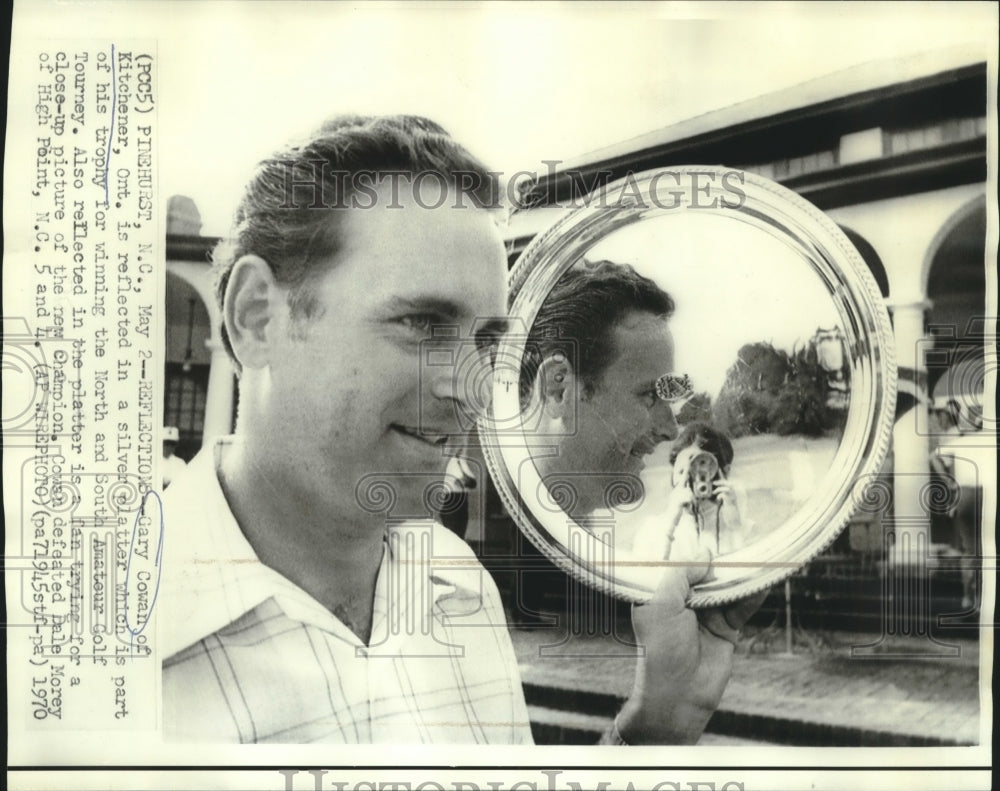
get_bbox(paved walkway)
[510,625,985,746]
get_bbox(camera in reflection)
[672,445,721,501]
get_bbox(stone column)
[888,299,932,566]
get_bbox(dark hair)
[213,114,501,371]
[519,259,674,403]
[669,421,734,471]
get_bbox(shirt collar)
[158,437,484,658]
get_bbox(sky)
[12,2,995,235]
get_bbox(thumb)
[641,546,712,617]
[723,587,770,631]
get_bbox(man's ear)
[223,255,282,370]
[536,353,576,419]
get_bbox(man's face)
[557,312,679,509]
[261,184,508,519]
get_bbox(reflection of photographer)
[635,423,749,561]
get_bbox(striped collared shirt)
[160,440,532,744]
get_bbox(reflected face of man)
[557,311,680,508]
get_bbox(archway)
[924,198,986,429]
[165,271,214,460]
[840,225,890,299]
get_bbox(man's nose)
[652,399,680,442]
[429,345,493,420]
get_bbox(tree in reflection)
[711,340,848,438]
[676,391,713,425]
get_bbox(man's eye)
[473,322,509,352]
[474,332,498,352]
[398,314,438,333]
[474,334,502,364]
[641,390,658,408]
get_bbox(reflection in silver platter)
[482,166,896,606]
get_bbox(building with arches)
[164,200,234,462]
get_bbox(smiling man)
[160,115,758,745]
[519,261,683,516]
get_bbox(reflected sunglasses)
[655,373,694,403]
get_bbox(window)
[164,362,209,460]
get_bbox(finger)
[699,609,740,647]
[723,587,770,631]
[643,546,712,614]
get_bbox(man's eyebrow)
[382,296,461,320]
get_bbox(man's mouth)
[392,424,450,448]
